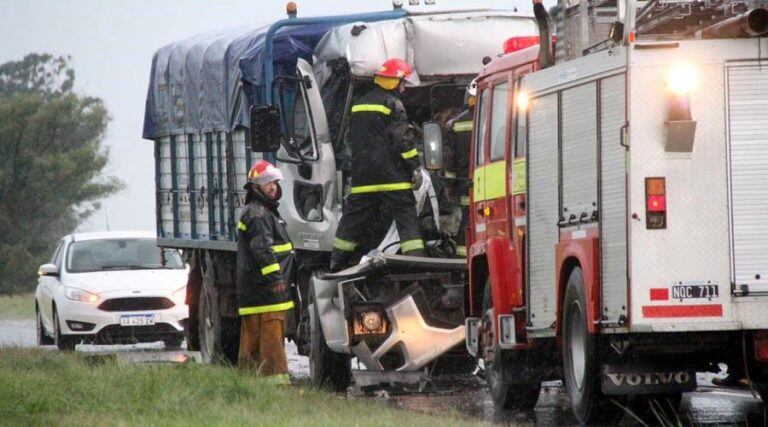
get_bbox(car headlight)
[64,286,99,303]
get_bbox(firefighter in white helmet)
[236,160,294,385]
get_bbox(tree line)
[0,53,123,295]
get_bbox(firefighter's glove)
[272,282,286,294]
[412,168,424,191]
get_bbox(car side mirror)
[39,263,59,278]
[250,105,282,152]
[422,121,443,171]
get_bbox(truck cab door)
[275,58,340,253]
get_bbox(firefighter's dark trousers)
[331,189,425,271]
[238,311,290,385]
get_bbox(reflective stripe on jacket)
[349,86,419,193]
[445,109,473,181]
[236,191,295,315]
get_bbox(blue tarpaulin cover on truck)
[142,23,332,140]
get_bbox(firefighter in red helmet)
[236,160,294,384]
[330,58,425,272]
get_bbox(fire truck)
[423,0,768,423]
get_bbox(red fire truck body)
[462,8,768,421]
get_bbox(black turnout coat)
[236,189,295,316]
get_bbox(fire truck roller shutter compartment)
[527,93,560,335]
[599,74,628,328]
[728,61,768,329]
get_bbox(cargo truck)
[142,3,538,389]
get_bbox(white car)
[35,231,189,350]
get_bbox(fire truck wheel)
[483,279,541,409]
[562,267,623,424]
[309,287,351,392]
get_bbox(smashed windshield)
[66,238,184,273]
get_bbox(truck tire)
[198,286,239,364]
[482,279,541,409]
[562,267,623,424]
[309,289,351,392]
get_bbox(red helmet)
[375,58,420,86]
[244,160,284,189]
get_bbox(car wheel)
[309,282,351,392]
[53,308,76,351]
[482,279,541,410]
[562,267,623,424]
[36,305,54,346]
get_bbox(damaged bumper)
[311,254,467,371]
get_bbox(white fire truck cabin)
[467,0,768,423]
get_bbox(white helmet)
[466,77,478,97]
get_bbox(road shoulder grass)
[0,348,481,427]
[0,293,35,319]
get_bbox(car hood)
[64,269,188,294]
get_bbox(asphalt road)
[2,318,764,425]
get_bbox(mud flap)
[601,364,697,395]
[465,317,480,357]
[497,314,516,349]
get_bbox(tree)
[0,54,124,295]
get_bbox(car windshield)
[66,238,185,273]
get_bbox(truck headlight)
[362,311,383,332]
[64,286,99,303]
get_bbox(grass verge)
[0,348,482,427]
[0,293,35,319]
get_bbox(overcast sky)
[0,0,543,233]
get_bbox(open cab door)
[275,58,340,253]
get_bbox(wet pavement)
[2,317,765,425]
[381,378,767,425]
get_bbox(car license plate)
[671,284,719,299]
[120,314,156,326]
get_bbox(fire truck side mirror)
[422,121,443,170]
[250,105,282,153]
